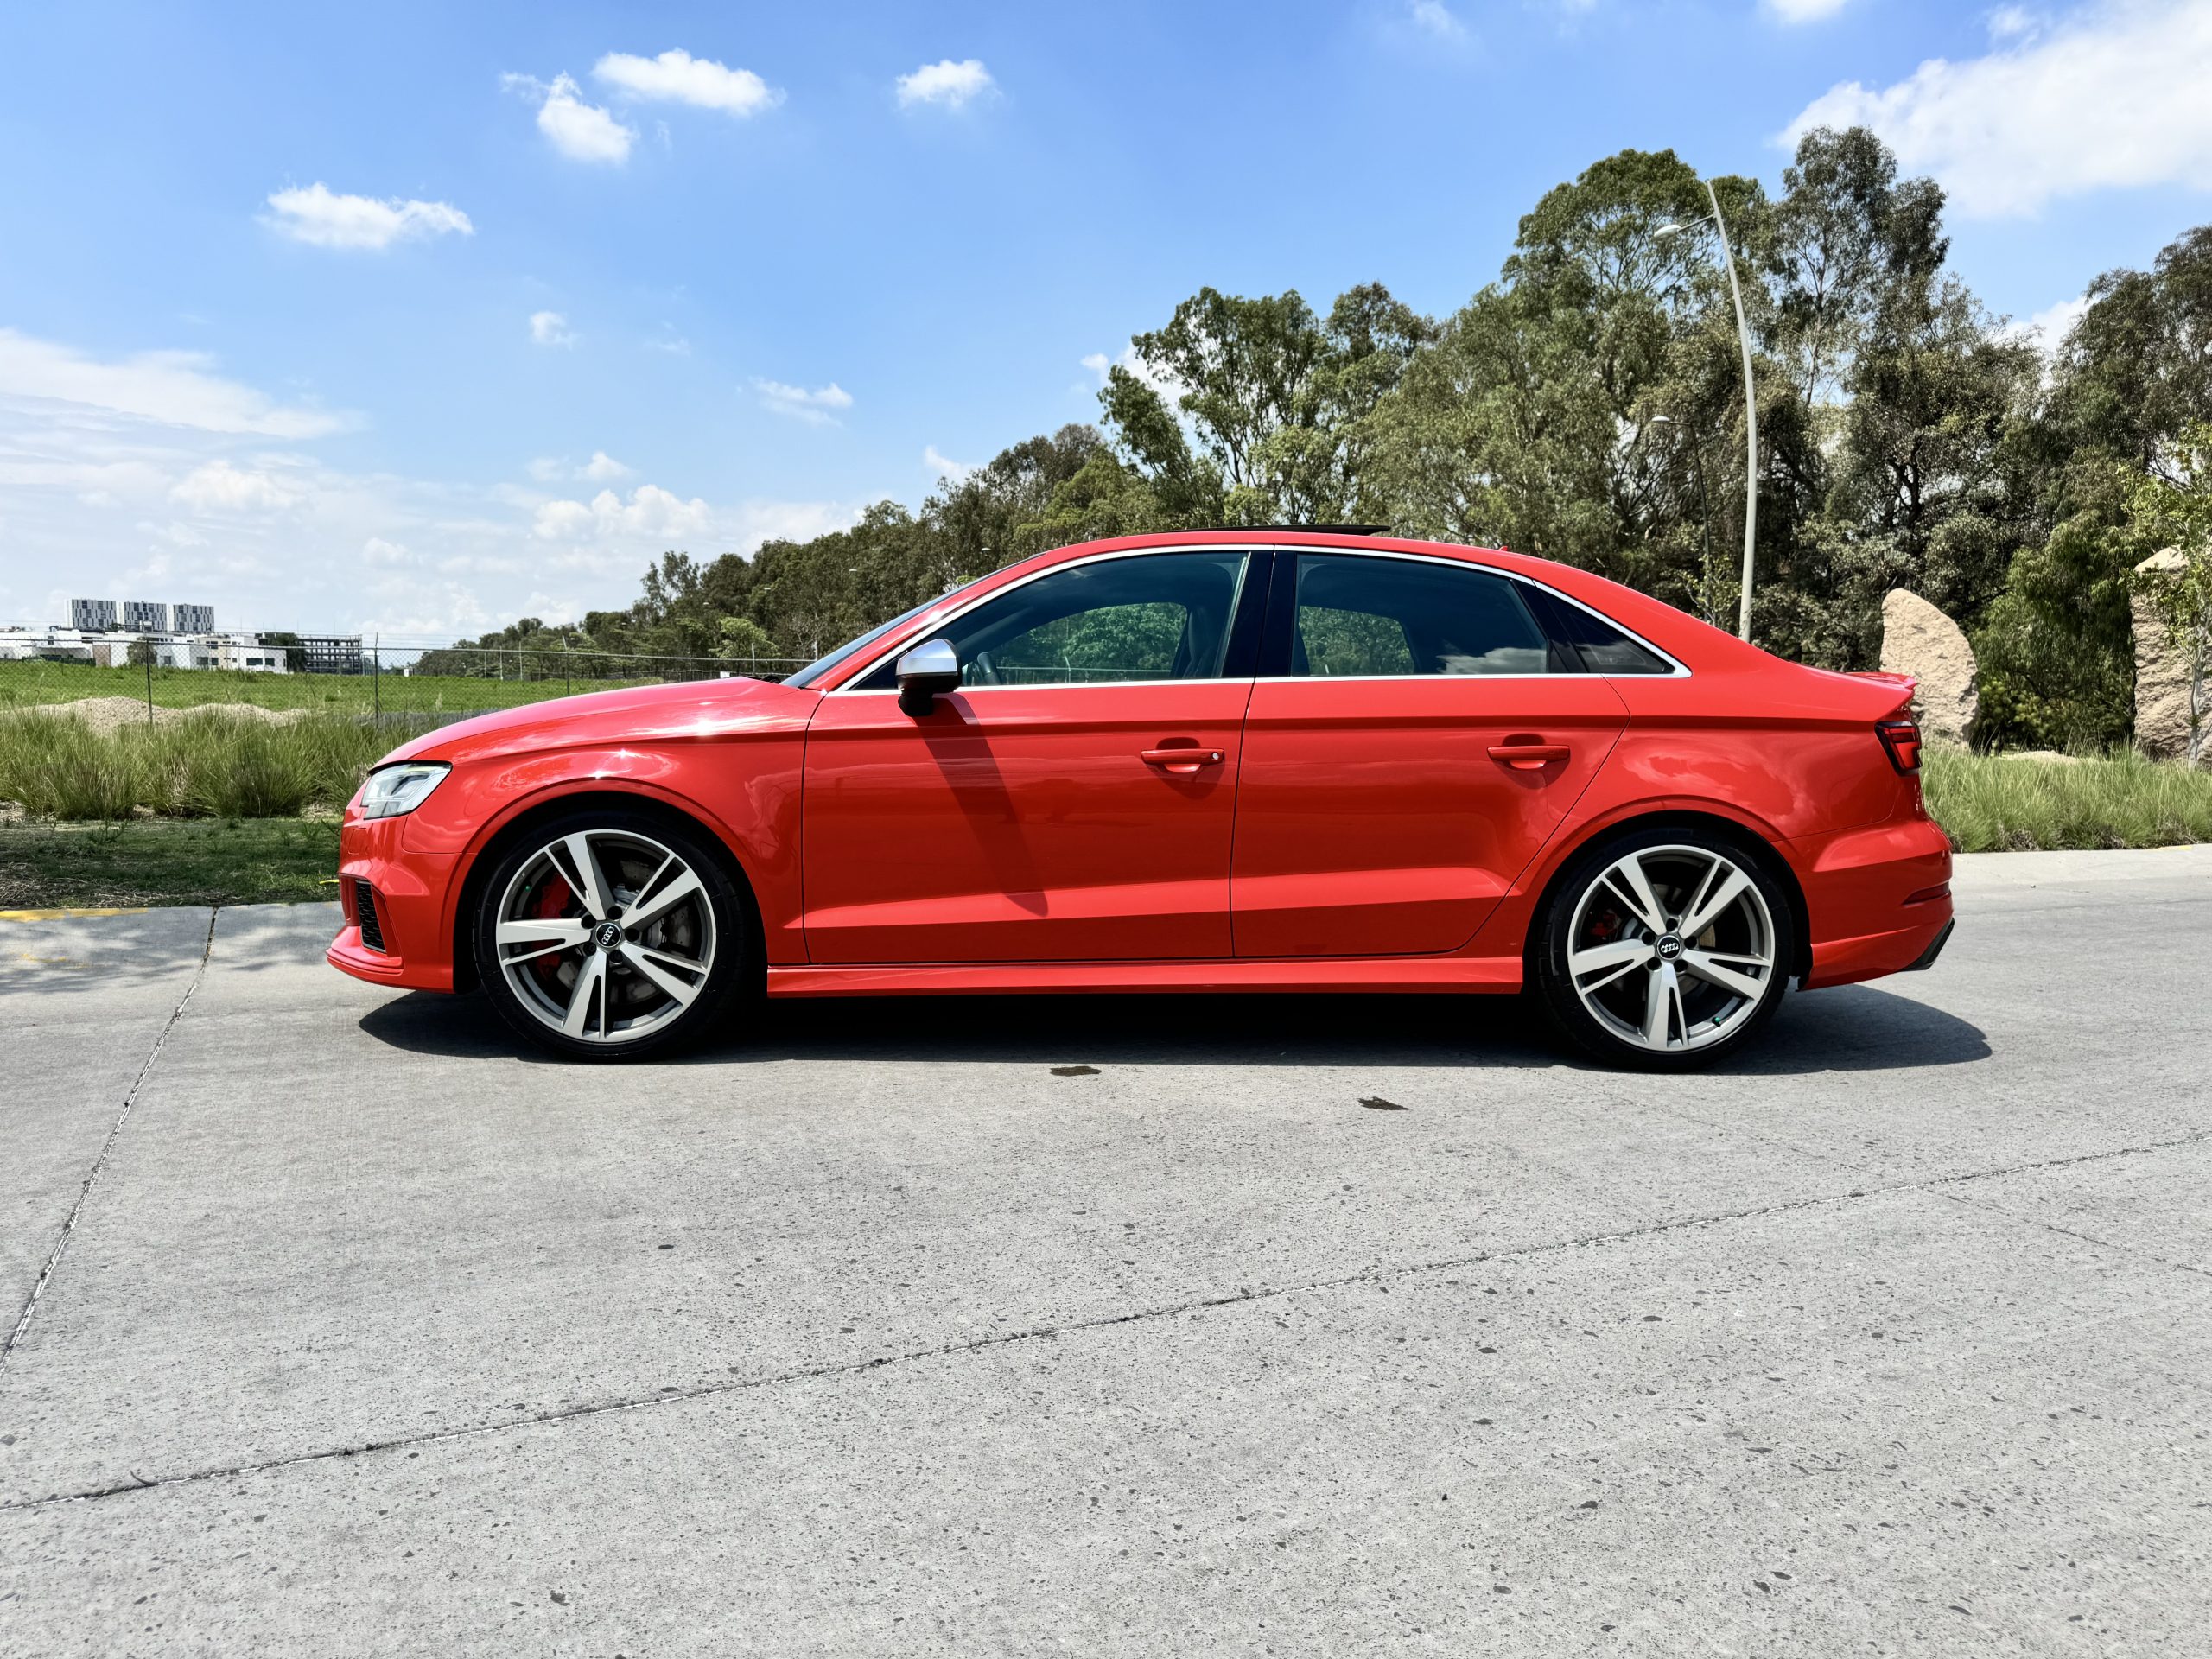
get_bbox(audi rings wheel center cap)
[1655,934,1684,962]
[594,921,624,950]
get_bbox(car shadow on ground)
[359,982,1990,1075]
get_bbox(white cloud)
[264,182,473,251]
[1082,344,1185,403]
[529,309,577,347]
[593,48,781,116]
[0,329,349,437]
[1764,0,1851,21]
[137,520,208,548]
[753,378,853,425]
[924,445,976,482]
[2006,293,2094,355]
[508,73,637,164]
[0,334,855,642]
[527,451,634,483]
[169,460,300,512]
[521,591,582,626]
[1408,2,1467,39]
[531,483,716,543]
[1783,0,2212,216]
[895,59,995,110]
[1986,4,2040,37]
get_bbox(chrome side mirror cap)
[895,638,961,716]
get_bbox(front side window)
[1286,554,1557,677]
[854,551,1250,690]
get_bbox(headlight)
[358,761,450,819]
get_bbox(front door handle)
[1141,747,1225,773]
[1488,742,1571,771]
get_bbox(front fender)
[408,737,808,967]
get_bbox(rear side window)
[1281,554,1558,677]
[1529,589,1674,674]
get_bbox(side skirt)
[765,956,1524,999]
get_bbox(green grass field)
[0,710,396,818]
[1921,746,2212,851]
[0,658,685,718]
[0,817,340,909]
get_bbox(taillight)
[1878,717,1923,773]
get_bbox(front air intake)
[354,880,387,953]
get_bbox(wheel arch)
[1522,808,1813,987]
[447,785,765,995]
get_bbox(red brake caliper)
[526,874,575,993]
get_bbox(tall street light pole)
[1658,180,1758,642]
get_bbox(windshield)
[783,593,957,690]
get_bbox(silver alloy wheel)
[1567,843,1777,1054]
[493,829,716,1046]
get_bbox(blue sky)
[3,0,2209,641]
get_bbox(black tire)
[1532,823,1796,1072]
[471,807,753,1062]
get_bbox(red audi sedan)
[329,531,1953,1070]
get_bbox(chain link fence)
[0,645,815,729]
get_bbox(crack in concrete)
[1937,1189,2212,1283]
[0,908,219,1378]
[7,1121,2209,1516]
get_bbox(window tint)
[1533,590,1674,674]
[853,551,1250,690]
[1287,554,1553,677]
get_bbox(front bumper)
[1795,815,1955,990]
[327,812,460,992]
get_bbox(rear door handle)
[1141,747,1225,772]
[1488,743,1571,771]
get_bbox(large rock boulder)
[2133,548,2202,766]
[1879,588,1978,745]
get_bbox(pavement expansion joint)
[0,906,220,1377]
[6,1122,2209,1516]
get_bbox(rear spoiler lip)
[1847,669,1918,720]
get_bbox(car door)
[1231,549,1632,958]
[801,548,1266,963]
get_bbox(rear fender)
[1464,792,1809,980]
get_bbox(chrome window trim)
[823,540,1690,693]
[823,543,1270,695]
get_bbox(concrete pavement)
[1,847,2207,1655]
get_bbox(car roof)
[812,529,1759,690]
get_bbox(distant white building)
[216,641,288,672]
[0,626,94,662]
[2,617,287,672]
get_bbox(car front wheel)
[473,810,748,1061]
[1533,829,1796,1071]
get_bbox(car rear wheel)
[473,810,749,1061]
[1534,828,1795,1071]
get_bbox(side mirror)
[895,638,961,717]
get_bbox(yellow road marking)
[0,906,153,922]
